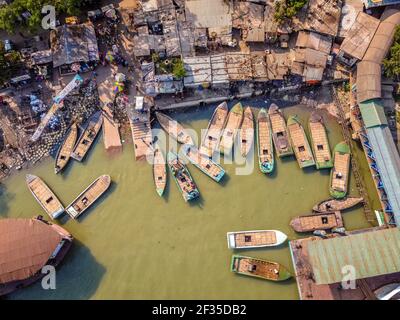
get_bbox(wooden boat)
[227,230,287,249]
[71,111,103,162]
[257,108,274,173]
[290,211,343,232]
[167,151,200,202]
[287,115,315,168]
[200,102,228,157]
[268,104,293,157]
[239,106,254,157]
[308,112,333,169]
[26,174,64,220]
[55,123,78,174]
[231,255,292,281]
[330,141,351,199]
[65,175,111,219]
[313,197,363,213]
[153,146,167,197]
[219,102,243,155]
[156,112,194,145]
[182,144,225,182]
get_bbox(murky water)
[2,101,377,299]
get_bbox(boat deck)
[72,113,102,161]
[258,116,272,163]
[153,149,166,195]
[234,231,277,247]
[332,152,350,192]
[220,104,243,153]
[201,103,228,156]
[240,107,254,156]
[184,147,223,180]
[288,121,314,165]
[270,113,286,135]
[291,212,343,232]
[102,105,122,151]
[55,124,77,173]
[234,258,280,281]
[309,121,331,165]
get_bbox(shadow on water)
[303,166,317,175]
[219,173,230,187]
[189,193,205,209]
[6,239,106,300]
[0,184,13,217]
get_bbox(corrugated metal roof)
[185,0,232,29]
[359,99,388,128]
[366,125,400,225]
[308,228,400,285]
[363,0,400,9]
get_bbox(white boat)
[227,230,287,249]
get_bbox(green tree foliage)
[0,0,88,33]
[172,59,186,79]
[274,0,308,24]
[383,26,400,78]
[0,44,21,86]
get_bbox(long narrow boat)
[167,151,200,202]
[257,108,274,173]
[290,211,343,232]
[153,146,167,197]
[200,102,229,157]
[156,112,194,145]
[65,175,111,219]
[287,115,315,169]
[26,174,64,220]
[308,112,333,169]
[239,106,254,157]
[55,123,78,174]
[330,141,351,199]
[268,104,293,157]
[182,144,225,182]
[71,111,103,162]
[219,102,243,155]
[227,230,287,249]
[313,196,363,213]
[231,255,292,281]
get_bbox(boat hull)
[330,142,351,199]
[313,197,363,213]
[153,147,167,197]
[308,112,333,170]
[156,112,194,145]
[268,104,293,158]
[240,107,254,157]
[227,230,287,249]
[219,102,243,155]
[257,108,274,173]
[55,123,78,174]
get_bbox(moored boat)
[308,112,333,169]
[230,255,292,281]
[200,102,228,157]
[227,230,287,249]
[153,146,167,197]
[268,104,293,157]
[182,144,225,182]
[257,108,274,173]
[55,123,78,174]
[26,174,64,220]
[65,175,111,219]
[239,106,254,157]
[313,197,363,213]
[290,211,343,232]
[156,112,194,145]
[287,115,315,169]
[71,111,103,162]
[167,151,200,202]
[330,141,351,199]
[219,102,243,155]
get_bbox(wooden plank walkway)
[102,104,122,152]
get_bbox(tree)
[0,44,22,86]
[172,59,186,79]
[274,0,308,24]
[383,26,400,79]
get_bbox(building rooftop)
[363,0,400,9]
[338,0,364,38]
[296,31,332,54]
[308,227,400,285]
[185,0,232,29]
[302,0,342,36]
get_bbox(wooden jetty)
[313,197,364,213]
[219,102,243,155]
[268,104,293,157]
[102,104,122,152]
[167,152,200,202]
[330,141,351,199]
[239,106,254,157]
[71,111,103,162]
[257,108,274,173]
[287,115,315,169]
[182,144,225,182]
[65,175,111,219]
[227,230,287,249]
[308,112,333,169]
[231,255,292,281]
[156,112,194,145]
[200,102,228,157]
[290,211,343,232]
[153,146,167,197]
[55,123,78,174]
[26,174,64,220]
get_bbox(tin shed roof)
[359,99,388,128]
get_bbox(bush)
[274,0,308,24]
[383,26,400,79]
[172,59,186,79]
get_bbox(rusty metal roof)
[0,218,65,284]
[307,228,400,285]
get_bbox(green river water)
[2,102,378,299]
